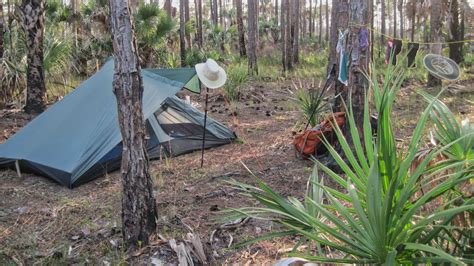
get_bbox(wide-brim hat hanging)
[423,54,460,81]
[195,59,227,89]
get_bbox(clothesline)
[348,23,474,45]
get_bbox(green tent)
[0,60,236,188]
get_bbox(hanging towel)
[385,39,403,65]
[338,51,349,86]
[407,42,419,68]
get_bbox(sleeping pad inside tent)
[0,60,236,188]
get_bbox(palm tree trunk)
[22,0,46,114]
[428,0,442,87]
[248,0,258,75]
[109,0,157,251]
[179,0,186,66]
[236,0,246,57]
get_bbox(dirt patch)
[0,78,473,264]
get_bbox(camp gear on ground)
[0,60,236,188]
[195,59,227,89]
[423,54,461,81]
[294,112,346,157]
[407,42,419,68]
[385,39,403,65]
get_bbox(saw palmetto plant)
[229,61,474,264]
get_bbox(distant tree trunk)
[329,0,349,113]
[211,0,218,24]
[184,0,191,48]
[236,0,246,57]
[109,0,158,251]
[309,0,313,37]
[179,0,186,66]
[428,0,442,87]
[399,0,403,39]
[410,0,415,41]
[325,0,329,43]
[282,0,293,71]
[347,0,370,130]
[460,0,464,55]
[0,0,4,59]
[293,0,300,63]
[195,0,203,47]
[22,0,46,114]
[448,0,462,63]
[164,0,172,17]
[281,0,287,69]
[248,0,258,75]
[381,0,385,48]
[219,0,223,27]
[275,0,279,25]
[393,0,397,37]
[319,0,322,45]
[302,0,306,38]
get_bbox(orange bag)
[293,112,345,157]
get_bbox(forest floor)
[0,75,473,265]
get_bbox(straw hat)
[423,54,460,81]
[195,59,227,89]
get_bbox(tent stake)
[200,87,209,168]
[15,160,22,178]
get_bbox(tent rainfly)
[0,60,236,188]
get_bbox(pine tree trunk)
[185,0,191,48]
[212,0,218,24]
[281,0,287,70]
[0,0,4,59]
[219,0,223,27]
[248,0,258,75]
[164,0,172,17]
[236,0,246,57]
[319,0,322,45]
[275,0,279,25]
[399,0,403,39]
[381,0,385,47]
[293,0,300,64]
[180,0,186,66]
[325,0,329,43]
[329,0,349,113]
[196,0,203,47]
[309,0,313,37]
[428,0,442,87]
[393,0,397,37]
[410,0,415,41]
[22,0,46,114]
[448,0,462,63]
[109,0,157,251]
[347,0,370,130]
[285,0,293,69]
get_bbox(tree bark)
[219,0,223,27]
[347,0,370,131]
[325,0,329,43]
[180,0,186,66]
[329,0,349,113]
[22,0,46,114]
[284,0,293,70]
[195,0,203,47]
[0,0,4,59]
[281,0,287,70]
[428,0,442,87]
[309,0,313,37]
[185,0,191,48]
[248,0,258,75]
[236,0,246,57]
[211,0,218,25]
[448,0,462,63]
[393,0,397,37]
[381,0,385,48]
[164,0,172,17]
[399,0,403,39]
[410,0,415,41]
[319,0,322,45]
[275,0,279,25]
[109,0,158,251]
[293,0,300,64]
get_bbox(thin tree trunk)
[347,0,370,131]
[281,0,286,70]
[109,0,157,251]
[236,0,246,57]
[428,0,442,87]
[448,0,462,63]
[219,0,223,27]
[164,0,172,17]
[22,0,46,114]
[293,0,300,64]
[381,0,385,48]
[325,0,329,43]
[212,0,218,24]
[198,0,203,47]
[275,0,279,25]
[393,0,397,37]
[410,0,415,41]
[329,0,349,113]
[0,0,4,59]
[179,0,186,66]
[460,0,464,56]
[309,0,313,37]
[319,0,322,45]
[185,0,191,48]
[248,0,258,75]
[399,0,403,39]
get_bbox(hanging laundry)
[385,39,403,65]
[336,29,349,86]
[359,28,369,49]
[407,42,419,68]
